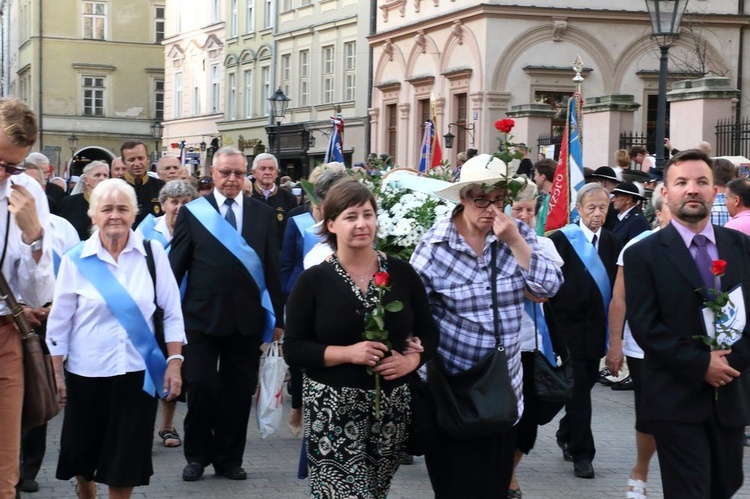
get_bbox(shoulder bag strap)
[490,242,501,348]
[0,207,35,337]
[143,239,157,302]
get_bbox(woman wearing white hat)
[410,154,563,498]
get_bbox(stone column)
[581,95,641,169]
[667,77,739,154]
[505,103,555,156]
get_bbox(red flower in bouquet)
[494,118,515,134]
[362,270,403,418]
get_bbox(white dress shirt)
[617,205,636,221]
[213,188,243,234]
[0,173,54,311]
[579,221,602,251]
[46,229,186,377]
[153,215,172,244]
[48,214,80,255]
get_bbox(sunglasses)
[0,160,27,175]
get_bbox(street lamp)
[443,122,475,149]
[645,0,688,174]
[67,133,78,176]
[268,88,290,162]
[150,120,164,165]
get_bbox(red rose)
[373,271,390,288]
[711,260,727,277]
[494,118,515,134]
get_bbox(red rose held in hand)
[373,271,390,288]
[495,118,515,134]
[711,259,727,277]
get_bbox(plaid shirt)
[711,193,729,227]
[411,217,563,419]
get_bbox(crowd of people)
[0,95,749,499]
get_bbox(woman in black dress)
[284,178,437,499]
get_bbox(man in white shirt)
[0,98,55,498]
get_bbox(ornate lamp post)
[443,122,475,149]
[268,88,291,162]
[645,0,688,175]
[150,120,164,165]
[67,133,78,176]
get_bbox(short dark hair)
[664,149,713,185]
[319,178,377,251]
[534,159,557,182]
[726,177,750,208]
[466,148,479,159]
[629,146,647,159]
[120,140,148,158]
[712,157,736,187]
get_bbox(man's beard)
[675,198,709,223]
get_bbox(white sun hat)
[434,154,530,203]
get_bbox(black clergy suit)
[624,222,750,499]
[169,193,284,474]
[545,225,621,463]
[55,193,91,241]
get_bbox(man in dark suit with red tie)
[170,146,284,482]
[625,149,750,499]
[545,183,622,479]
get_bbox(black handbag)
[403,372,435,456]
[530,304,574,425]
[426,243,518,439]
[143,239,166,356]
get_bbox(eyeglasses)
[0,160,27,175]
[215,170,247,178]
[468,195,504,209]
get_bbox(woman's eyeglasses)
[0,160,27,175]
[468,195,504,209]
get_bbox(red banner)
[545,126,570,232]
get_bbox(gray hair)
[23,162,47,184]
[212,146,247,167]
[87,178,138,219]
[71,160,109,195]
[652,182,664,211]
[251,152,278,171]
[157,155,180,171]
[25,152,50,168]
[576,182,609,207]
[314,170,349,204]
[159,180,198,204]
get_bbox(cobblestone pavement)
[22,383,750,498]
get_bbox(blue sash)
[559,224,612,350]
[53,251,61,277]
[67,243,166,398]
[185,196,276,343]
[136,214,169,247]
[292,212,314,238]
[524,299,556,364]
[303,224,323,256]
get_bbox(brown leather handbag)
[0,270,60,430]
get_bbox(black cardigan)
[284,256,438,389]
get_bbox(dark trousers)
[652,413,745,499]
[516,351,539,454]
[289,366,302,409]
[19,424,46,481]
[183,331,261,472]
[556,358,599,462]
[425,426,517,499]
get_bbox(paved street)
[22,383,750,499]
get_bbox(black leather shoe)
[611,376,634,391]
[556,438,573,462]
[597,367,616,386]
[182,462,205,481]
[574,460,595,479]
[217,466,247,480]
[16,479,39,492]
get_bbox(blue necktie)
[692,235,715,292]
[224,198,237,229]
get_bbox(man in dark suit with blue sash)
[625,150,750,498]
[170,146,284,482]
[545,183,622,479]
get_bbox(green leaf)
[384,300,404,312]
[364,331,379,340]
[300,179,317,205]
[373,314,385,330]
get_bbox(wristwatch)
[26,231,43,251]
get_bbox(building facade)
[163,0,226,175]
[2,0,166,176]
[370,0,750,168]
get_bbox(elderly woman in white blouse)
[47,179,186,499]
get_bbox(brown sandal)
[159,428,182,447]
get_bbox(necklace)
[339,254,378,285]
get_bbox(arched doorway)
[69,146,115,178]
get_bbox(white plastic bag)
[256,341,288,439]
